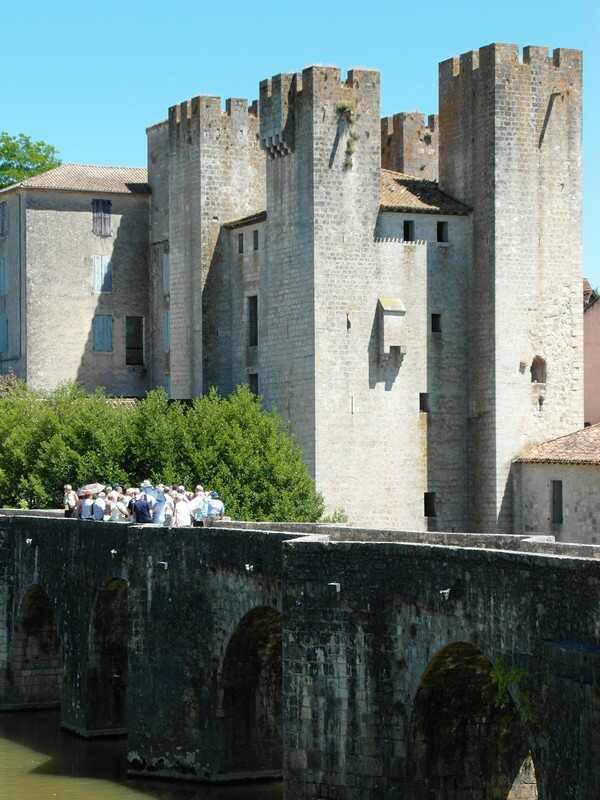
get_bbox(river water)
[0,710,283,800]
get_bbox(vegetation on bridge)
[0,378,324,522]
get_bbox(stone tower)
[259,67,381,483]
[380,112,438,180]
[164,97,264,399]
[439,44,583,532]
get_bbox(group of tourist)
[62,481,226,528]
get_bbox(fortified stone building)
[0,43,584,532]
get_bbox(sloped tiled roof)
[380,169,470,216]
[0,164,149,195]
[516,424,600,465]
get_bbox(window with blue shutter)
[162,252,170,293]
[93,255,112,293]
[0,257,6,296]
[0,313,8,353]
[93,315,113,352]
[164,310,170,352]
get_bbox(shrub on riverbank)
[0,379,324,522]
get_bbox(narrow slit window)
[162,252,170,293]
[424,492,436,518]
[164,310,170,353]
[419,392,429,413]
[248,373,259,395]
[253,229,259,251]
[126,316,144,365]
[431,313,442,333]
[238,233,244,254]
[551,480,563,525]
[248,295,258,347]
[403,220,415,242]
[437,221,449,243]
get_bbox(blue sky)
[2,0,598,283]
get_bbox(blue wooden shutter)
[0,257,6,295]
[93,315,113,352]
[0,313,8,353]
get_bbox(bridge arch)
[8,584,62,707]
[408,641,537,799]
[220,605,282,777]
[87,577,128,734]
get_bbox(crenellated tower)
[439,44,583,532]
[259,66,381,482]
[380,112,438,179]
[165,96,264,398]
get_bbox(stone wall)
[282,535,600,799]
[0,192,26,378]
[514,461,600,543]
[584,300,600,425]
[439,44,584,533]
[23,189,150,395]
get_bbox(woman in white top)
[172,493,192,528]
[109,492,129,523]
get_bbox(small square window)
[424,492,436,518]
[437,221,449,243]
[419,392,429,413]
[248,373,259,395]
[403,220,415,242]
[253,230,259,251]
[431,313,442,333]
[238,233,244,254]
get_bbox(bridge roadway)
[0,512,599,799]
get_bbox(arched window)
[530,356,547,384]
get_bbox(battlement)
[381,112,438,180]
[168,95,260,147]
[440,43,582,81]
[259,66,380,157]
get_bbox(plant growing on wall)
[490,657,528,709]
[335,102,359,170]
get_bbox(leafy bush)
[0,381,323,522]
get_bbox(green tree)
[0,132,61,189]
[0,381,324,522]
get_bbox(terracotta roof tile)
[0,164,149,195]
[380,169,470,216]
[516,424,600,465]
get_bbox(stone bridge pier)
[282,536,600,800]
[0,516,129,736]
[126,526,298,782]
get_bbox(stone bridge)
[1,512,599,799]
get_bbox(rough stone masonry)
[1,512,599,799]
